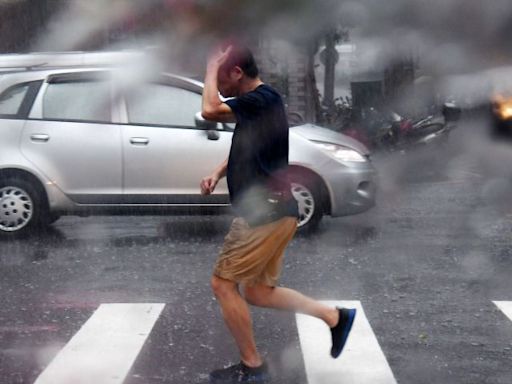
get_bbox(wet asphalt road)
[1,116,512,384]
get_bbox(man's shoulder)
[249,84,283,107]
[256,83,280,96]
[240,83,276,97]
[228,84,285,124]
[230,85,280,111]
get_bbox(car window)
[126,84,201,127]
[0,83,30,116]
[43,80,111,122]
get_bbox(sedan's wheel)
[291,183,315,226]
[0,186,33,232]
[0,178,48,237]
[290,176,324,231]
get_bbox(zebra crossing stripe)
[494,301,512,321]
[296,300,397,384]
[34,303,165,384]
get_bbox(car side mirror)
[207,130,220,140]
[195,112,218,130]
[195,112,220,140]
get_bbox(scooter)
[398,103,461,151]
[371,103,461,152]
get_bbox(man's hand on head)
[202,44,236,123]
[207,45,233,71]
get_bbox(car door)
[121,80,232,205]
[20,71,123,203]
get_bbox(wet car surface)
[0,66,376,236]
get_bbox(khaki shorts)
[214,216,298,287]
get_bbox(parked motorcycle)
[366,103,461,152]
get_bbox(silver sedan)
[0,67,376,236]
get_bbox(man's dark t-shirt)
[225,84,299,223]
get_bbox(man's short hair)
[220,45,259,79]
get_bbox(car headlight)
[313,141,367,162]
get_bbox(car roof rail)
[0,51,150,68]
[0,63,49,71]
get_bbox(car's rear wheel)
[289,173,324,232]
[0,178,49,238]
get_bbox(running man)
[200,44,356,383]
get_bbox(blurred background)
[0,0,510,125]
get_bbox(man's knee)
[211,275,237,299]
[244,285,273,306]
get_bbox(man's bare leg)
[211,275,263,367]
[243,285,340,327]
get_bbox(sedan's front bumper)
[320,159,377,217]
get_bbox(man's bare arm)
[201,47,236,123]
[200,158,228,195]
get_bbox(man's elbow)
[202,108,220,121]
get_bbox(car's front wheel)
[0,178,49,238]
[289,173,324,232]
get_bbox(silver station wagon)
[0,64,377,236]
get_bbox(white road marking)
[34,303,165,384]
[494,301,512,321]
[296,300,397,384]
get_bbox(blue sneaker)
[330,307,356,358]
[209,361,270,383]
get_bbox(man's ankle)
[326,308,340,328]
[241,357,264,368]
